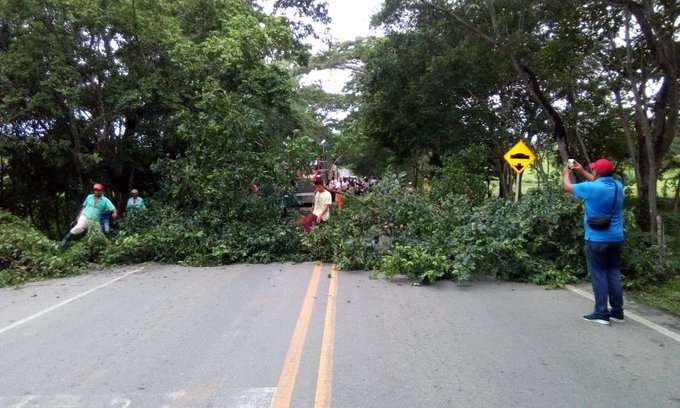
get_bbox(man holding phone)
[562,158,624,325]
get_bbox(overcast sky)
[274,0,385,94]
[320,0,384,43]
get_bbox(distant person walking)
[422,176,431,193]
[60,183,117,246]
[304,180,332,234]
[329,177,343,210]
[562,158,624,325]
[126,189,146,210]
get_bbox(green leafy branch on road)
[1,176,676,293]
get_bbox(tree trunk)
[64,110,85,188]
[614,86,641,198]
[615,0,679,235]
[673,174,680,212]
[510,57,570,162]
[626,22,657,235]
[53,195,63,239]
[486,174,492,198]
[533,154,544,190]
[496,159,511,198]
[635,140,652,231]
[0,149,5,207]
[566,79,590,164]
[128,167,136,192]
[425,1,574,162]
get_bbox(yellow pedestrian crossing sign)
[503,140,535,174]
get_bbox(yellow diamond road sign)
[503,140,535,174]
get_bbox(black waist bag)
[588,216,611,230]
[587,182,619,231]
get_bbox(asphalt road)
[1,262,679,408]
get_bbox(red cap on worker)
[588,159,613,175]
[93,183,104,191]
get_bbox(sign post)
[503,140,536,202]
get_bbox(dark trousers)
[585,241,624,316]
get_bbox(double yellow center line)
[315,264,338,407]
[272,262,339,408]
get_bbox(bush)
[0,209,91,285]
[1,174,672,290]
[382,244,451,283]
[431,146,488,204]
[305,178,585,286]
[104,204,311,267]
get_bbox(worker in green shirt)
[60,183,117,246]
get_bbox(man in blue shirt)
[126,189,146,210]
[562,158,624,325]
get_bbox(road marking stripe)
[314,264,338,408]
[10,395,36,408]
[566,284,680,344]
[231,387,276,408]
[271,262,322,408]
[1,388,275,407]
[0,268,143,336]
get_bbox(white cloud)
[305,0,383,95]
[259,0,383,94]
[327,0,384,42]
[308,0,383,93]
[299,68,354,94]
[314,0,383,93]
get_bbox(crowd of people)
[328,176,379,196]
[293,155,381,234]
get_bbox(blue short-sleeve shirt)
[571,177,624,242]
[127,197,145,209]
[81,194,115,221]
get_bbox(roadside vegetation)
[2,173,677,291]
[1,1,679,313]
[630,277,680,317]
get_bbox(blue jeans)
[100,211,112,234]
[585,240,624,316]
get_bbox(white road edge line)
[565,284,680,344]
[10,395,37,408]
[0,267,143,336]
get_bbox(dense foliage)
[0,0,329,237]
[1,0,678,299]
[331,0,679,233]
[306,175,587,286]
[3,176,674,289]
[0,209,105,286]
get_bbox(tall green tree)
[0,0,327,237]
[339,0,678,227]
[608,0,679,233]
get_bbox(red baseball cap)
[588,159,613,174]
[93,183,104,191]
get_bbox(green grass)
[626,201,680,316]
[630,276,680,316]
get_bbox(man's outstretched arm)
[562,164,574,193]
